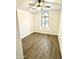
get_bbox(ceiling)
[16,0,62,14]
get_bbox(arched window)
[41,11,49,28]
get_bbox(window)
[41,11,49,28]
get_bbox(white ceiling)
[16,0,62,14]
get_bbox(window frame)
[41,11,49,29]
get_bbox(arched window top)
[41,11,49,28]
[42,11,48,17]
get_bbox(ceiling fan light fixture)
[37,7,42,10]
[29,0,54,11]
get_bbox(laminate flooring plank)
[21,32,61,59]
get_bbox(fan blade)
[44,1,61,6]
[29,1,38,6]
[45,6,50,8]
[29,3,34,5]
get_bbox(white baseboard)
[20,32,34,39]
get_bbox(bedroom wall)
[17,8,61,39]
[34,10,61,35]
[17,8,34,39]
[16,11,23,59]
[58,19,62,52]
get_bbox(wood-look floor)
[21,32,61,59]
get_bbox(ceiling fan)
[29,0,52,10]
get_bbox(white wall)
[34,10,61,35]
[17,8,34,39]
[16,11,24,59]
[58,19,62,52]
